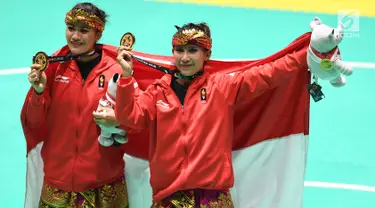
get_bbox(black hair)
[71,2,108,24]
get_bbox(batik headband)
[172,28,212,50]
[65,9,105,32]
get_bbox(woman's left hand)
[93,107,120,128]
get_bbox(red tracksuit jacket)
[20,44,145,192]
[115,45,308,201]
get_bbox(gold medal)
[320,59,334,71]
[120,32,136,49]
[33,51,49,71]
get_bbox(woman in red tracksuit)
[21,2,130,207]
[114,22,309,207]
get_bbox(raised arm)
[213,45,308,105]
[115,76,156,130]
[20,62,57,153]
[114,46,156,130]
[22,63,56,128]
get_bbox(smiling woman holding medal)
[21,2,130,207]
[114,19,352,207]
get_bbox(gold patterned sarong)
[38,177,128,208]
[152,189,234,208]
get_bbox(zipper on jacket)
[164,77,202,179]
[72,73,85,191]
[179,77,205,174]
[181,83,196,171]
[181,104,188,172]
[166,84,189,169]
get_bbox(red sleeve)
[21,63,57,153]
[25,89,51,128]
[24,67,55,128]
[213,45,308,105]
[115,76,156,130]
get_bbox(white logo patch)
[55,75,70,84]
[156,100,170,109]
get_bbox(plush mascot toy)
[307,17,353,87]
[95,73,128,147]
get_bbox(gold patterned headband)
[172,28,212,50]
[65,9,105,32]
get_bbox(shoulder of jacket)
[51,45,70,56]
[105,59,122,73]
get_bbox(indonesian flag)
[22,32,311,208]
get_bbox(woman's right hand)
[28,64,47,94]
[116,46,133,77]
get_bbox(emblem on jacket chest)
[200,88,207,103]
[98,75,105,88]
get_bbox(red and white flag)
[22,32,311,208]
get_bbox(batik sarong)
[38,177,128,208]
[152,189,234,208]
